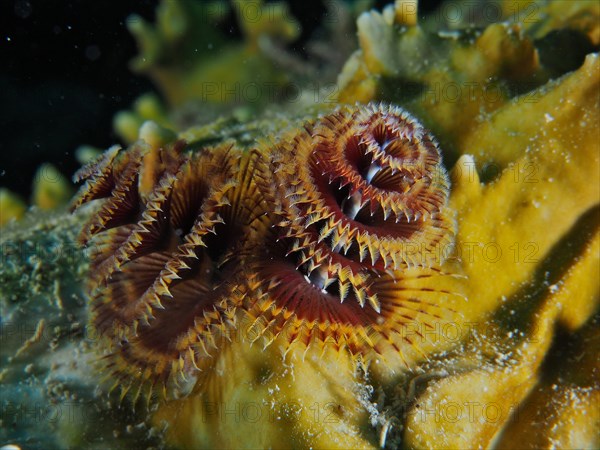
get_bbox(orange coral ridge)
[72,103,458,402]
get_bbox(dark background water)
[0,0,157,199]
[0,0,443,200]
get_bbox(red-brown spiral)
[244,103,457,360]
[72,140,263,401]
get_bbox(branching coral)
[0,164,73,227]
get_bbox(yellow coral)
[31,163,73,210]
[127,0,299,107]
[0,188,27,226]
